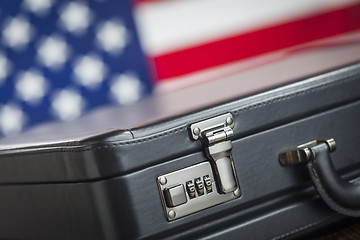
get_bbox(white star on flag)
[73,54,107,89]
[15,70,48,105]
[59,2,93,35]
[0,104,26,136]
[96,20,128,55]
[110,72,143,105]
[2,16,34,51]
[22,0,54,16]
[51,88,85,121]
[37,35,70,70]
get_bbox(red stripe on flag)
[153,3,360,82]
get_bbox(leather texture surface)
[307,143,360,217]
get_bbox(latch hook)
[189,113,240,195]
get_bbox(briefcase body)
[0,43,360,239]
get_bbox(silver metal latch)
[156,113,241,221]
[189,113,239,194]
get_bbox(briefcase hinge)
[189,113,240,195]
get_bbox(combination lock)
[157,162,240,221]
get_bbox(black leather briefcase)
[0,43,360,240]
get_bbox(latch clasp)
[189,113,240,195]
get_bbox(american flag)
[1,0,360,138]
[0,0,152,137]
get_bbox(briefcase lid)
[1,40,360,150]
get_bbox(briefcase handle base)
[279,138,360,217]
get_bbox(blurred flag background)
[0,0,359,137]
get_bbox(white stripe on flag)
[135,0,359,55]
